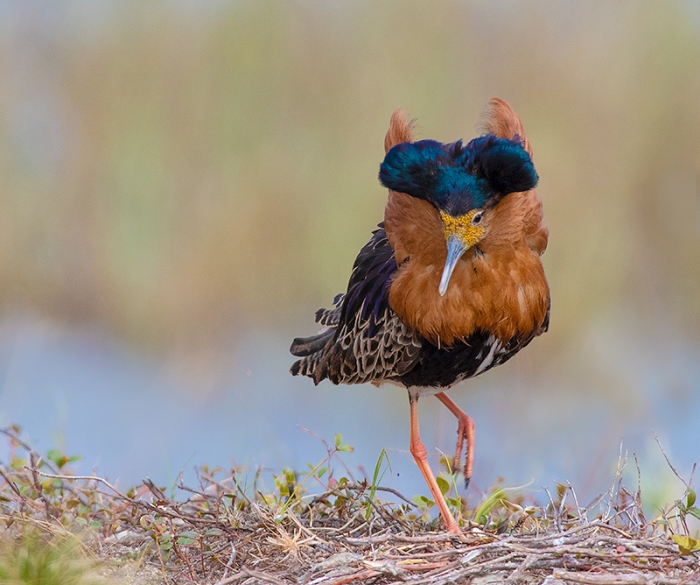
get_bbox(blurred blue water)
[0,311,698,507]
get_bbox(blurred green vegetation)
[0,530,102,585]
[0,0,697,355]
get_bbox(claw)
[436,392,475,489]
[453,415,474,488]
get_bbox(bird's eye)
[471,211,483,226]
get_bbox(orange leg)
[409,394,460,534]
[435,392,475,489]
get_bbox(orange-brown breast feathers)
[381,100,550,346]
[389,244,549,346]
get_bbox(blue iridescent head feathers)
[379,134,538,215]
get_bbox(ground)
[0,427,698,584]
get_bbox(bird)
[290,99,550,533]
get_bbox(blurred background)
[0,0,698,508]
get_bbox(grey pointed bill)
[439,234,468,296]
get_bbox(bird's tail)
[290,293,345,381]
[289,328,335,358]
[289,353,324,381]
[290,332,333,383]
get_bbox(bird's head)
[379,134,538,295]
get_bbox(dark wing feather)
[314,293,344,327]
[289,328,335,358]
[290,225,421,385]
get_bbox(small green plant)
[673,488,700,528]
[661,487,700,553]
[46,449,82,470]
[0,531,101,585]
[364,449,390,519]
[473,485,508,526]
[261,432,359,520]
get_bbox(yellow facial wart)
[440,210,485,249]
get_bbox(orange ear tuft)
[384,108,414,154]
[484,99,547,255]
[483,98,532,158]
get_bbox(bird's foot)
[453,416,474,489]
[435,393,475,490]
